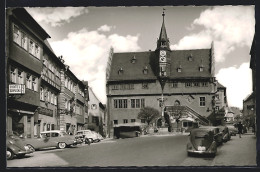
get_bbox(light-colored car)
[75,130,100,143]
[23,130,82,150]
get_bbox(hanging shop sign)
[9,84,25,94]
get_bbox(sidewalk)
[212,132,257,166]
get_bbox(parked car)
[6,133,34,160]
[217,125,231,142]
[226,124,238,136]
[23,130,82,150]
[96,133,104,141]
[75,130,100,143]
[187,128,217,157]
[199,126,223,146]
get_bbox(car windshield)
[60,131,68,135]
[193,131,209,138]
[77,132,83,135]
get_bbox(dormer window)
[131,55,136,63]
[177,61,182,72]
[188,54,193,61]
[118,67,124,75]
[199,59,204,71]
[143,66,148,74]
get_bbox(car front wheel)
[57,142,66,149]
[7,149,14,160]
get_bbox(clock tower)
[156,9,171,78]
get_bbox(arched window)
[174,100,180,106]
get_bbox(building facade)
[6,8,90,137]
[243,34,256,131]
[87,87,106,135]
[106,12,219,137]
[6,8,50,138]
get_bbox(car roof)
[40,130,63,134]
[76,130,92,132]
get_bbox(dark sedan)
[7,133,34,160]
[187,128,217,157]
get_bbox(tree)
[137,106,160,125]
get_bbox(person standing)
[237,122,243,138]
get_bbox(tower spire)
[156,8,170,51]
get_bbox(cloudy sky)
[26,6,255,109]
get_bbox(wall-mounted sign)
[9,84,25,94]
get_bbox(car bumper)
[187,149,216,154]
[10,145,34,155]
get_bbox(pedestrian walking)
[237,121,243,138]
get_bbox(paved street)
[7,133,257,167]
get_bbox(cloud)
[50,28,140,103]
[216,63,252,109]
[97,25,115,32]
[172,6,255,62]
[26,7,88,27]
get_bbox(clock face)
[160,50,166,56]
[160,57,166,62]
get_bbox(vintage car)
[199,126,223,146]
[217,125,231,142]
[187,128,217,157]
[23,130,82,150]
[75,130,100,143]
[6,133,34,160]
[226,124,238,136]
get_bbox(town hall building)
[106,11,223,137]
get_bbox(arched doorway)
[174,100,180,106]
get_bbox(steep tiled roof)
[108,48,212,81]
[44,40,55,54]
[216,81,226,89]
[109,51,157,81]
